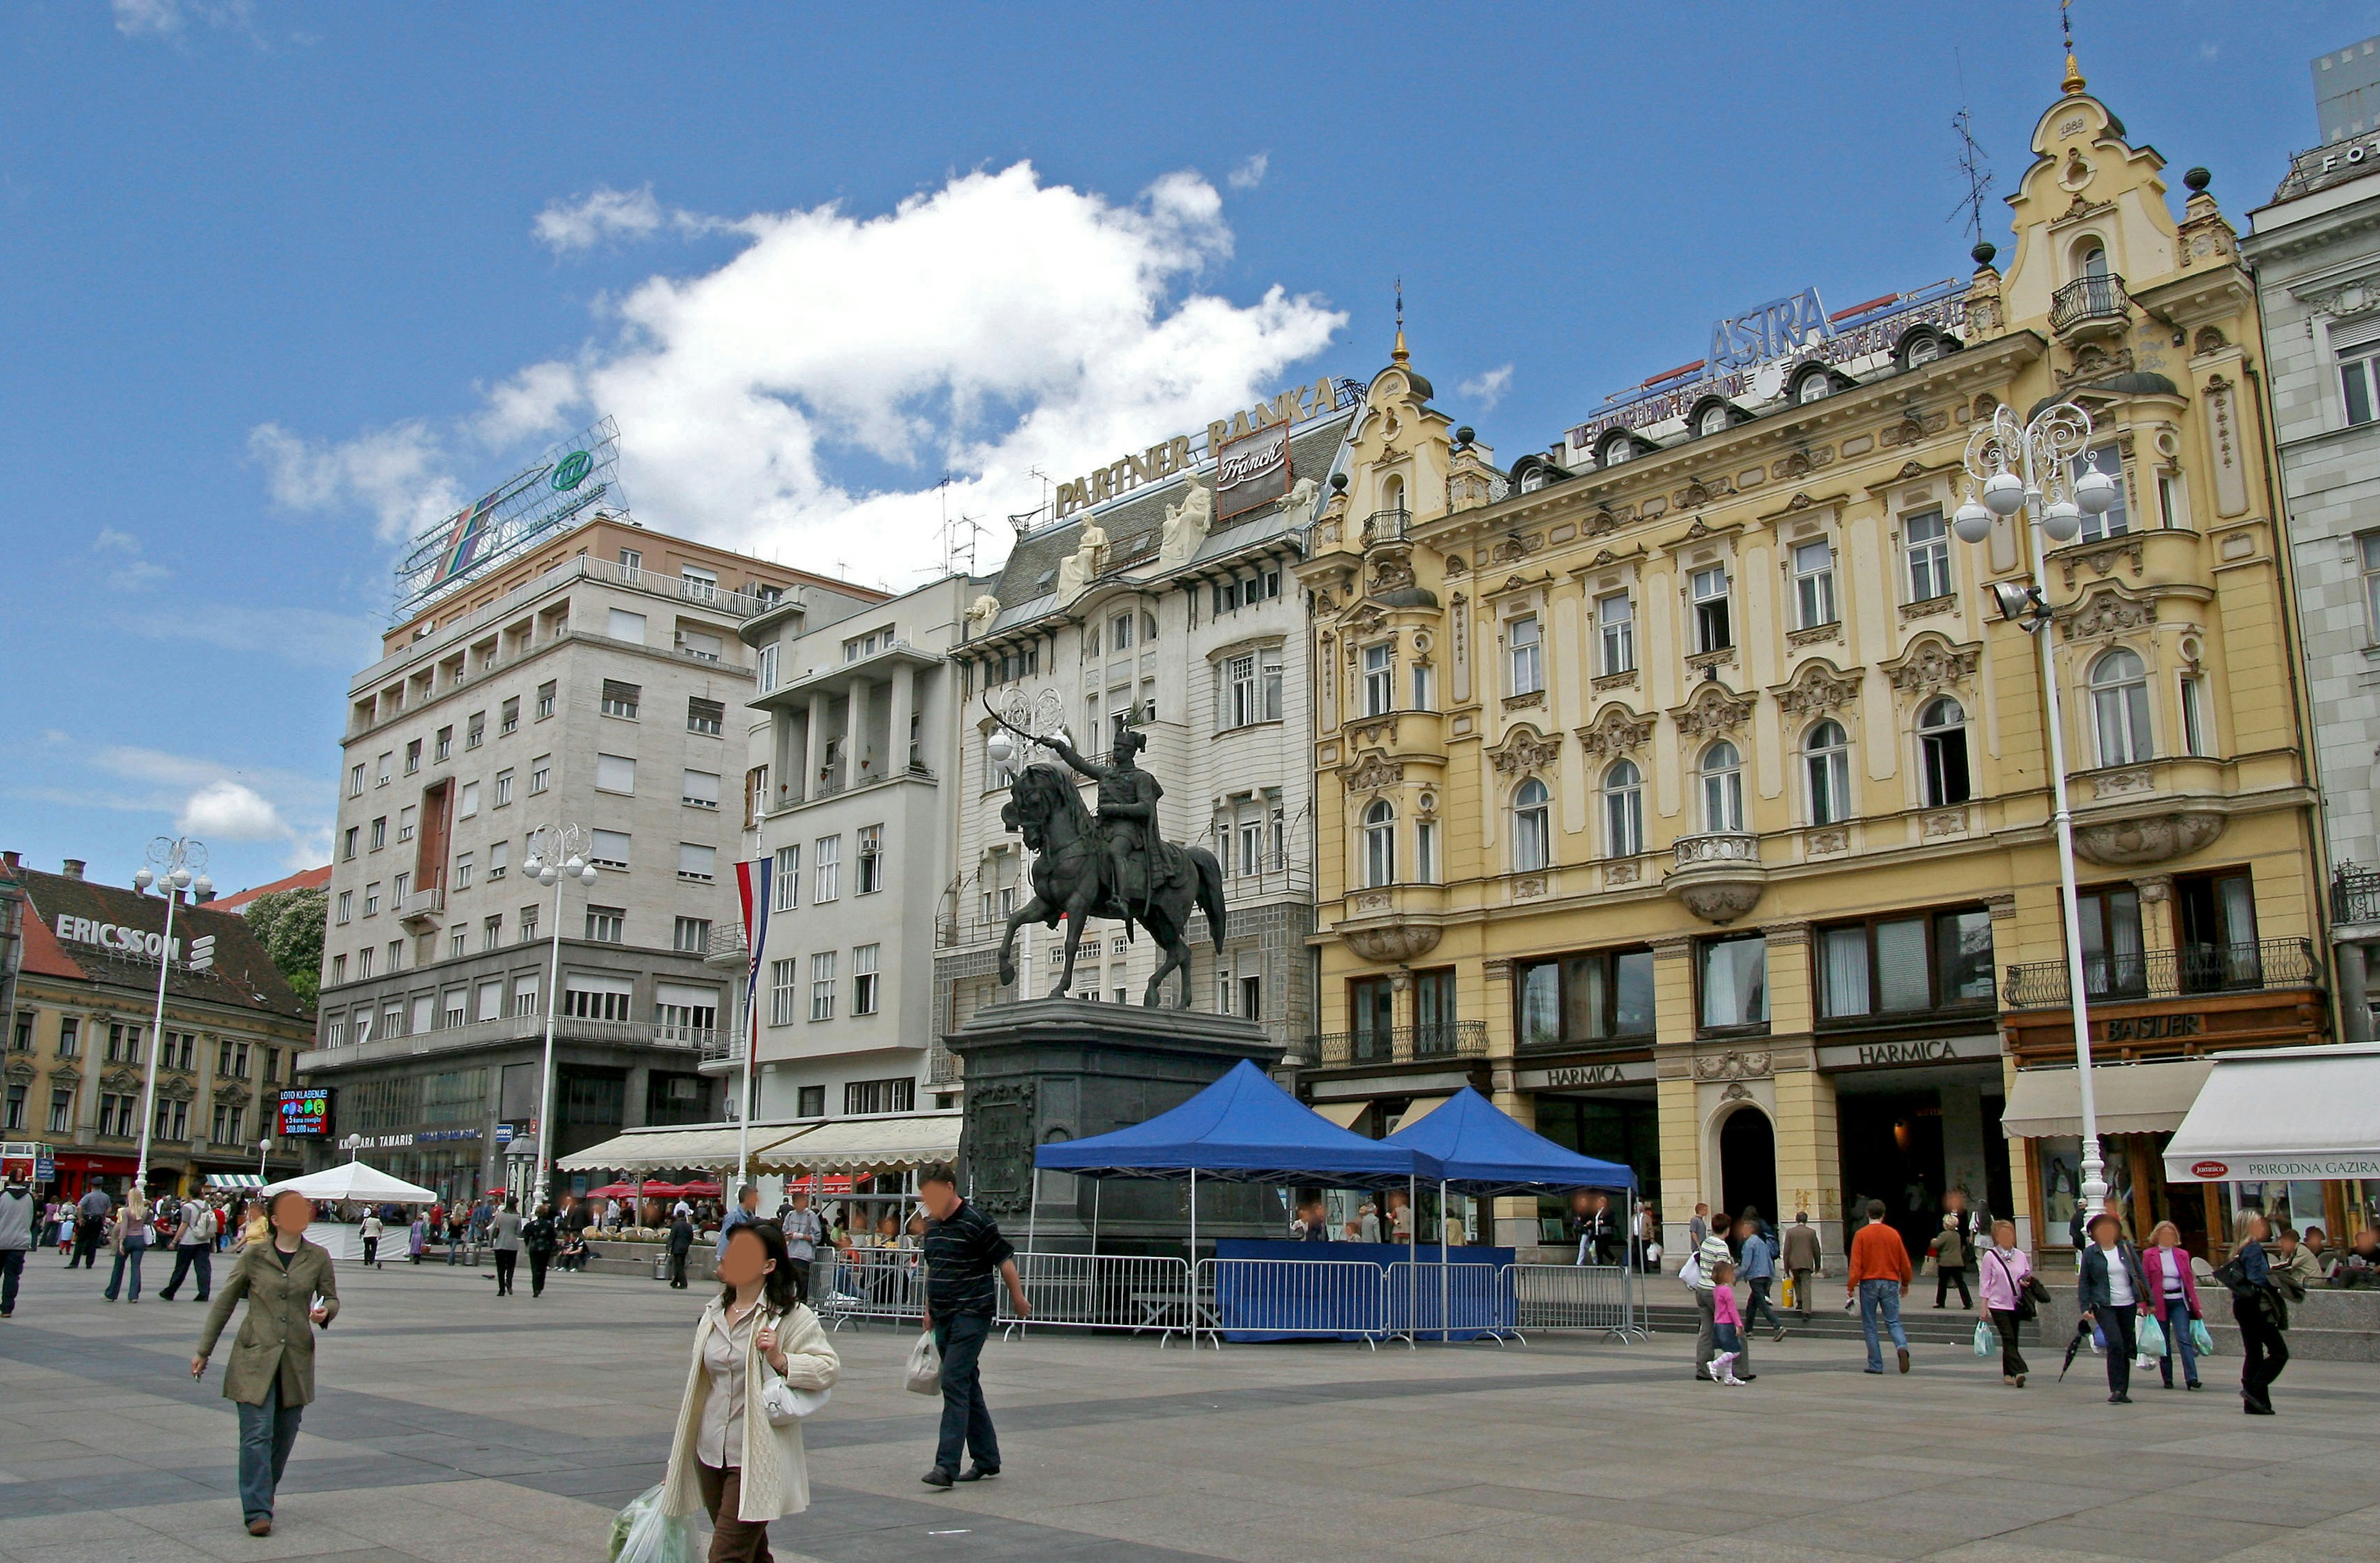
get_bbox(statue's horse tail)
[1195,848,1227,949]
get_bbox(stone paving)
[1,1251,2376,1562]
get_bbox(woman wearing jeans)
[2141,1220,2203,1391]
[1975,1218,2032,1387]
[190,1189,340,1537]
[2077,1212,2149,1405]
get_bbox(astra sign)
[1709,288,1830,372]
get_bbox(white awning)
[1311,1101,1369,1130]
[752,1113,963,1176]
[1999,1057,2213,1139]
[557,1124,812,1173]
[1391,1096,1450,1132]
[2163,1043,2380,1181]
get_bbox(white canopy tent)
[264,1162,439,1204]
[2161,1042,2380,1181]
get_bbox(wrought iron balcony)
[1673,832,1759,868]
[1307,1021,1488,1068]
[2334,865,2380,927]
[2001,938,2324,1010]
[1362,508,1413,546]
[2049,273,2130,338]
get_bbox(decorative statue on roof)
[1275,475,1321,532]
[964,591,1001,631]
[1054,517,1108,605]
[1155,477,1213,571]
[986,701,1226,1007]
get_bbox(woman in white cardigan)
[660,1221,839,1562]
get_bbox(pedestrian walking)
[657,1221,838,1561]
[190,1187,339,1537]
[1686,1217,1753,1381]
[2077,1211,2148,1404]
[716,1185,761,1262]
[523,1201,557,1298]
[1847,1199,1912,1374]
[1705,1258,1748,1385]
[489,1197,522,1295]
[916,1162,1029,1489]
[1688,1202,1710,1250]
[2217,1211,2288,1415]
[2141,1220,2203,1391]
[667,1210,694,1289]
[70,1184,110,1269]
[1737,1215,1786,1340]
[781,1189,823,1303]
[103,1193,154,1302]
[1781,1211,1822,1319]
[1929,1211,1973,1310]
[1977,1218,2035,1387]
[358,1211,384,1269]
[157,1199,219,1302]
[407,1213,426,1262]
[0,1173,33,1318]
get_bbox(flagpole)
[733,855,772,1202]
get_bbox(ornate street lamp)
[520,823,600,1202]
[1955,402,2122,1210]
[131,836,211,1199]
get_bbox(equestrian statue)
[987,702,1227,1008]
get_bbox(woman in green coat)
[190,1187,340,1536]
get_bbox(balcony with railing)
[299,1014,720,1073]
[2334,865,2380,928]
[1307,1021,1488,1069]
[2001,938,2324,1010]
[395,878,446,927]
[1362,507,1413,546]
[2049,272,2130,340]
[1665,832,1766,925]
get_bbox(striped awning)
[752,1113,963,1176]
[205,1173,266,1189]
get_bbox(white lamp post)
[1956,401,2120,1210]
[521,823,600,1204]
[131,836,210,1201]
[257,1136,273,1181]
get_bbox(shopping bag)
[609,1484,695,1563]
[905,1329,942,1396]
[1780,1274,1795,1310]
[2190,1316,2215,1357]
[1973,1318,1996,1358]
[2136,1313,2166,1359]
[2090,1318,2106,1351]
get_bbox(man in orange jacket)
[1846,1199,1913,1374]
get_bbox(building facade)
[726,573,974,1120]
[303,517,883,1199]
[2245,63,2380,1050]
[1300,63,2329,1263]
[5,856,313,1200]
[935,386,1359,1066]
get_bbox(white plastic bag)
[905,1329,942,1396]
[609,1484,695,1563]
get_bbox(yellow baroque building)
[1298,64,2328,1264]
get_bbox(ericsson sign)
[51,915,216,972]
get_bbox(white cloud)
[1227,152,1270,192]
[532,184,738,254]
[1459,364,1514,410]
[260,162,1342,592]
[112,0,256,38]
[177,780,288,842]
[92,527,170,589]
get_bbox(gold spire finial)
[2062,50,2086,94]
[1391,276,1409,366]
[2060,0,2085,93]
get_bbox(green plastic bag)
[1973,1318,1996,1358]
[610,1484,695,1563]
[2136,1312,2166,1359]
[2190,1316,2215,1357]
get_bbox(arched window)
[1901,330,1942,369]
[1793,368,1833,404]
[1804,720,1851,826]
[1513,778,1551,872]
[1696,402,1729,437]
[2080,242,2110,279]
[1604,759,1644,857]
[2091,648,2152,765]
[1599,431,1635,468]
[1380,475,1405,517]
[1700,741,1744,834]
[1919,696,1972,807]
[1362,799,1396,888]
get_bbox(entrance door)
[1717,1108,1778,1228]
[1349,978,1395,1062]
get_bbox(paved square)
[2,1256,2375,1562]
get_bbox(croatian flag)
[734,857,772,1049]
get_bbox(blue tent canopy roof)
[1034,1060,1434,1186]
[1385,1087,1636,1196]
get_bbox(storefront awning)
[2000,1057,2213,1138]
[557,1124,813,1173]
[1310,1101,1369,1130]
[2162,1043,2380,1181]
[752,1113,963,1176]
[1391,1096,1450,1132]
[205,1173,265,1189]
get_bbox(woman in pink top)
[2141,1220,2203,1391]
[1975,1218,2034,1388]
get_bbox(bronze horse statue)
[992,734,1227,1008]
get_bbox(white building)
[304,517,881,1197]
[725,573,976,1118]
[2246,61,2380,1039]
[933,389,1360,1062]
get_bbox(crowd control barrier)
[999,1252,1205,1345]
[1510,1262,1646,1340]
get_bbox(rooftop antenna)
[1949,108,1994,249]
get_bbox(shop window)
[1698,935,1768,1032]
[1517,948,1656,1049]
[1919,697,1972,807]
[1804,721,1850,826]
[1512,779,1551,872]
[1816,907,1995,1021]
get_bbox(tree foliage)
[242,885,327,1007]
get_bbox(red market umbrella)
[677,1180,722,1197]
[585,1183,640,1199]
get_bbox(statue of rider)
[1040,722,1169,918]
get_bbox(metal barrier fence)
[814,1249,1639,1347]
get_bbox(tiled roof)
[19,869,312,1020]
[210,865,332,914]
[19,902,90,981]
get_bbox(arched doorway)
[1717,1107,1778,1230]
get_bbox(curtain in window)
[1822,927,1869,1018]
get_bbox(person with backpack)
[2218,1211,2288,1415]
[158,1198,220,1302]
[523,1201,558,1298]
[1976,1217,2038,1386]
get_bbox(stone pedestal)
[946,998,1284,1256]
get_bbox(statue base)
[946,998,1284,1254]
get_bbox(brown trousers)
[697,1463,772,1563]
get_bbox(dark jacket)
[2078,1239,2149,1316]
[523,1215,558,1257]
[667,1218,694,1255]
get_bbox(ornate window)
[1804,720,1851,826]
[1905,508,1950,602]
[1597,592,1635,674]
[2073,446,2128,542]
[1919,696,1971,806]
[1512,779,1551,873]
[1690,566,1731,653]
[1362,800,1396,889]
[1507,615,1543,695]
[1603,760,1644,857]
[2089,648,2152,766]
[1792,540,1835,628]
[1699,741,1743,834]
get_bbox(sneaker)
[1897,1347,1911,1374]
[920,1468,956,1489]
[1721,1375,1747,1386]
[956,1463,1000,1482]
[1771,1325,1787,1342]
[1707,1357,1729,1379]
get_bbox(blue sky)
[0,0,2363,896]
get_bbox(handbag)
[760,1375,831,1427]
[1991,1253,2038,1323]
[904,1329,943,1396]
[1973,1318,1997,1358]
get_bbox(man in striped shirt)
[918,1163,1029,1489]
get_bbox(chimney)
[195,886,216,904]
[2,850,18,876]
[61,858,85,880]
